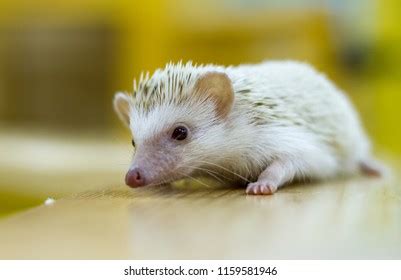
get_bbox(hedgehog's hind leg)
[246,159,295,195]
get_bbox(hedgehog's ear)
[113,92,132,126]
[194,72,234,118]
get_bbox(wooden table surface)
[1,170,400,259]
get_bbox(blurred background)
[0,0,400,217]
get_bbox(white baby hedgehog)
[114,61,381,195]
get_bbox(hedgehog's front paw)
[246,181,277,195]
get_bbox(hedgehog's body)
[114,61,379,195]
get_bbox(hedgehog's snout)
[124,136,189,188]
[125,167,146,188]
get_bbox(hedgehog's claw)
[246,181,277,195]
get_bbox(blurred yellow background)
[0,0,400,216]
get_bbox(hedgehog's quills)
[114,60,381,195]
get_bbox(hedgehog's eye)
[172,126,188,141]
[131,139,135,147]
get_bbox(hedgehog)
[113,61,382,195]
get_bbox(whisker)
[183,165,225,183]
[142,177,171,188]
[192,159,251,182]
[176,171,212,189]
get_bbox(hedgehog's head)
[113,70,234,188]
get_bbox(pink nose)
[125,167,146,188]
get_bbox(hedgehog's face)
[114,71,234,188]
